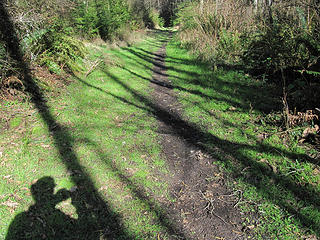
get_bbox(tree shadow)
[74,137,188,239]
[1,6,190,239]
[1,3,131,240]
[97,60,320,236]
[116,42,280,116]
[68,28,320,235]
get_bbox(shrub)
[175,0,320,113]
[175,0,251,64]
[31,24,87,74]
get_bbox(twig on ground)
[199,190,231,225]
[233,191,243,208]
[85,59,102,77]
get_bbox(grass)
[0,31,173,239]
[165,38,320,239]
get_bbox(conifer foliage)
[0,0,167,86]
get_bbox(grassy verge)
[166,39,320,239]
[0,31,172,239]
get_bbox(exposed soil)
[150,43,255,239]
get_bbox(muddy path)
[149,42,252,239]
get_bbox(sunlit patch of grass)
[166,39,320,239]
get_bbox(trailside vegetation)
[0,0,167,95]
[175,0,320,128]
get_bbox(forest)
[1,0,320,239]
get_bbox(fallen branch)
[85,59,102,77]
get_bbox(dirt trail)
[150,43,250,239]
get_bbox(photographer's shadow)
[6,177,78,240]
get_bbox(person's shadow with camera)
[5,176,78,240]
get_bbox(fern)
[34,28,87,73]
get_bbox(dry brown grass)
[177,0,254,63]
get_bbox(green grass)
[0,31,173,239]
[165,39,320,239]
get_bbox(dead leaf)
[313,167,320,176]
[99,186,108,191]
[300,125,320,143]
[247,225,255,230]
[70,186,78,193]
[303,235,317,240]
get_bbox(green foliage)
[243,20,319,78]
[148,9,164,28]
[175,0,320,113]
[215,29,242,64]
[32,24,87,73]
[73,2,100,38]
[174,2,199,31]
[176,1,320,74]
[94,0,131,40]
[175,1,243,64]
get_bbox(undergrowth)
[175,0,320,114]
[33,29,87,74]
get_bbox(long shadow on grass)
[99,67,320,236]
[116,45,278,115]
[74,56,320,235]
[76,137,187,239]
[66,74,189,238]
[114,47,280,149]
[115,49,234,106]
[1,4,132,240]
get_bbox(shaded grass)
[0,31,175,239]
[165,39,320,239]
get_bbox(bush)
[243,6,320,80]
[149,9,164,28]
[73,2,100,38]
[175,0,320,112]
[175,0,250,64]
[31,24,87,74]
[94,0,131,41]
